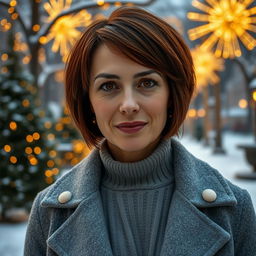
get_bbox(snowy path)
[1,132,255,256]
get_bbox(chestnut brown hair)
[65,6,195,148]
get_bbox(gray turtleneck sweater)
[99,139,174,256]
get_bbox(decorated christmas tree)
[0,34,59,221]
[54,105,91,168]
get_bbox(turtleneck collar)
[99,139,173,190]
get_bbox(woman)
[24,6,256,256]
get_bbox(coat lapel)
[47,191,113,256]
[159,139,237,256]
[160,190,230,256]
[41,149,113,256]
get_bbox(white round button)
[202,189,217,202]
[58,191,72,204]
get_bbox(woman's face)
[89,44,169,162]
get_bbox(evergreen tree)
[0,34,58,221]
[54,106,90,168]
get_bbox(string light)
[73,140,85,154]
[1,53,8,61]
[11,13,18,20]
[9,121,17,130]
[34,146,42,155]
[45,176,54,184]
[4,145,11,152]
[71,158,79,165]
[187,0,256,58]
[49,150,57,157]
[197,108,206,118]
[47,133,55,140]
[39,36,47,44]
[8,7,15,14]
[45,170,53,177]
[97,0,105,6]
[33,132,40,140]
[64,152,74,160]
[55,123,63,131]
[26,135,33,143]
[32,24,40,32]
[14,34,28,52]
[188,109,197,118]
[47,160,55,168]
[22,99,30,107]
[9,0,17,7]
[125,2,134,7]
[253,91,256,102]
[114,2,122,7]
[29,155,38,165]
[0,19,11,31]
[52,168,59,175]
[10,156,17,164]
[1,19,7,25]
[44,121,52,129]
[1,67,8,73]
[22,56,31,64]
[25,147,33,154]
[101,3,110,10]
[238,99,248,108]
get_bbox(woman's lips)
[116,121,147,134]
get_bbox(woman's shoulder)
[33,148,102,209]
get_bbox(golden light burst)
[44,0,92,58]
[191,46,224,89]
[188,0,256,58]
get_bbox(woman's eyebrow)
[133,70,162,78]
[94,73,119,81]
[94,70,161,81]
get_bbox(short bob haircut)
[65,6,195,148]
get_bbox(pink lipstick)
[116,121,147,134]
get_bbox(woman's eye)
[138,79,158,89]
[100,82,117,92]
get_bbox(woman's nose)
[119,91,140,114]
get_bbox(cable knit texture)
[99,139,174,256]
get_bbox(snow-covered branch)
[38,63,64,87]
[31,0,156,43]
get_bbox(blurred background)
[0,0,256,255]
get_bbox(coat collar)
[41,138,237,256]
[41,138,237,209]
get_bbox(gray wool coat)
[24,139,256,256]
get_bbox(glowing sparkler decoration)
[191,46,224,88]
[44,0,92,58]
[188,0,256,59]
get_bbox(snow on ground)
[0,222,27,256]
[1,132,255,256]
